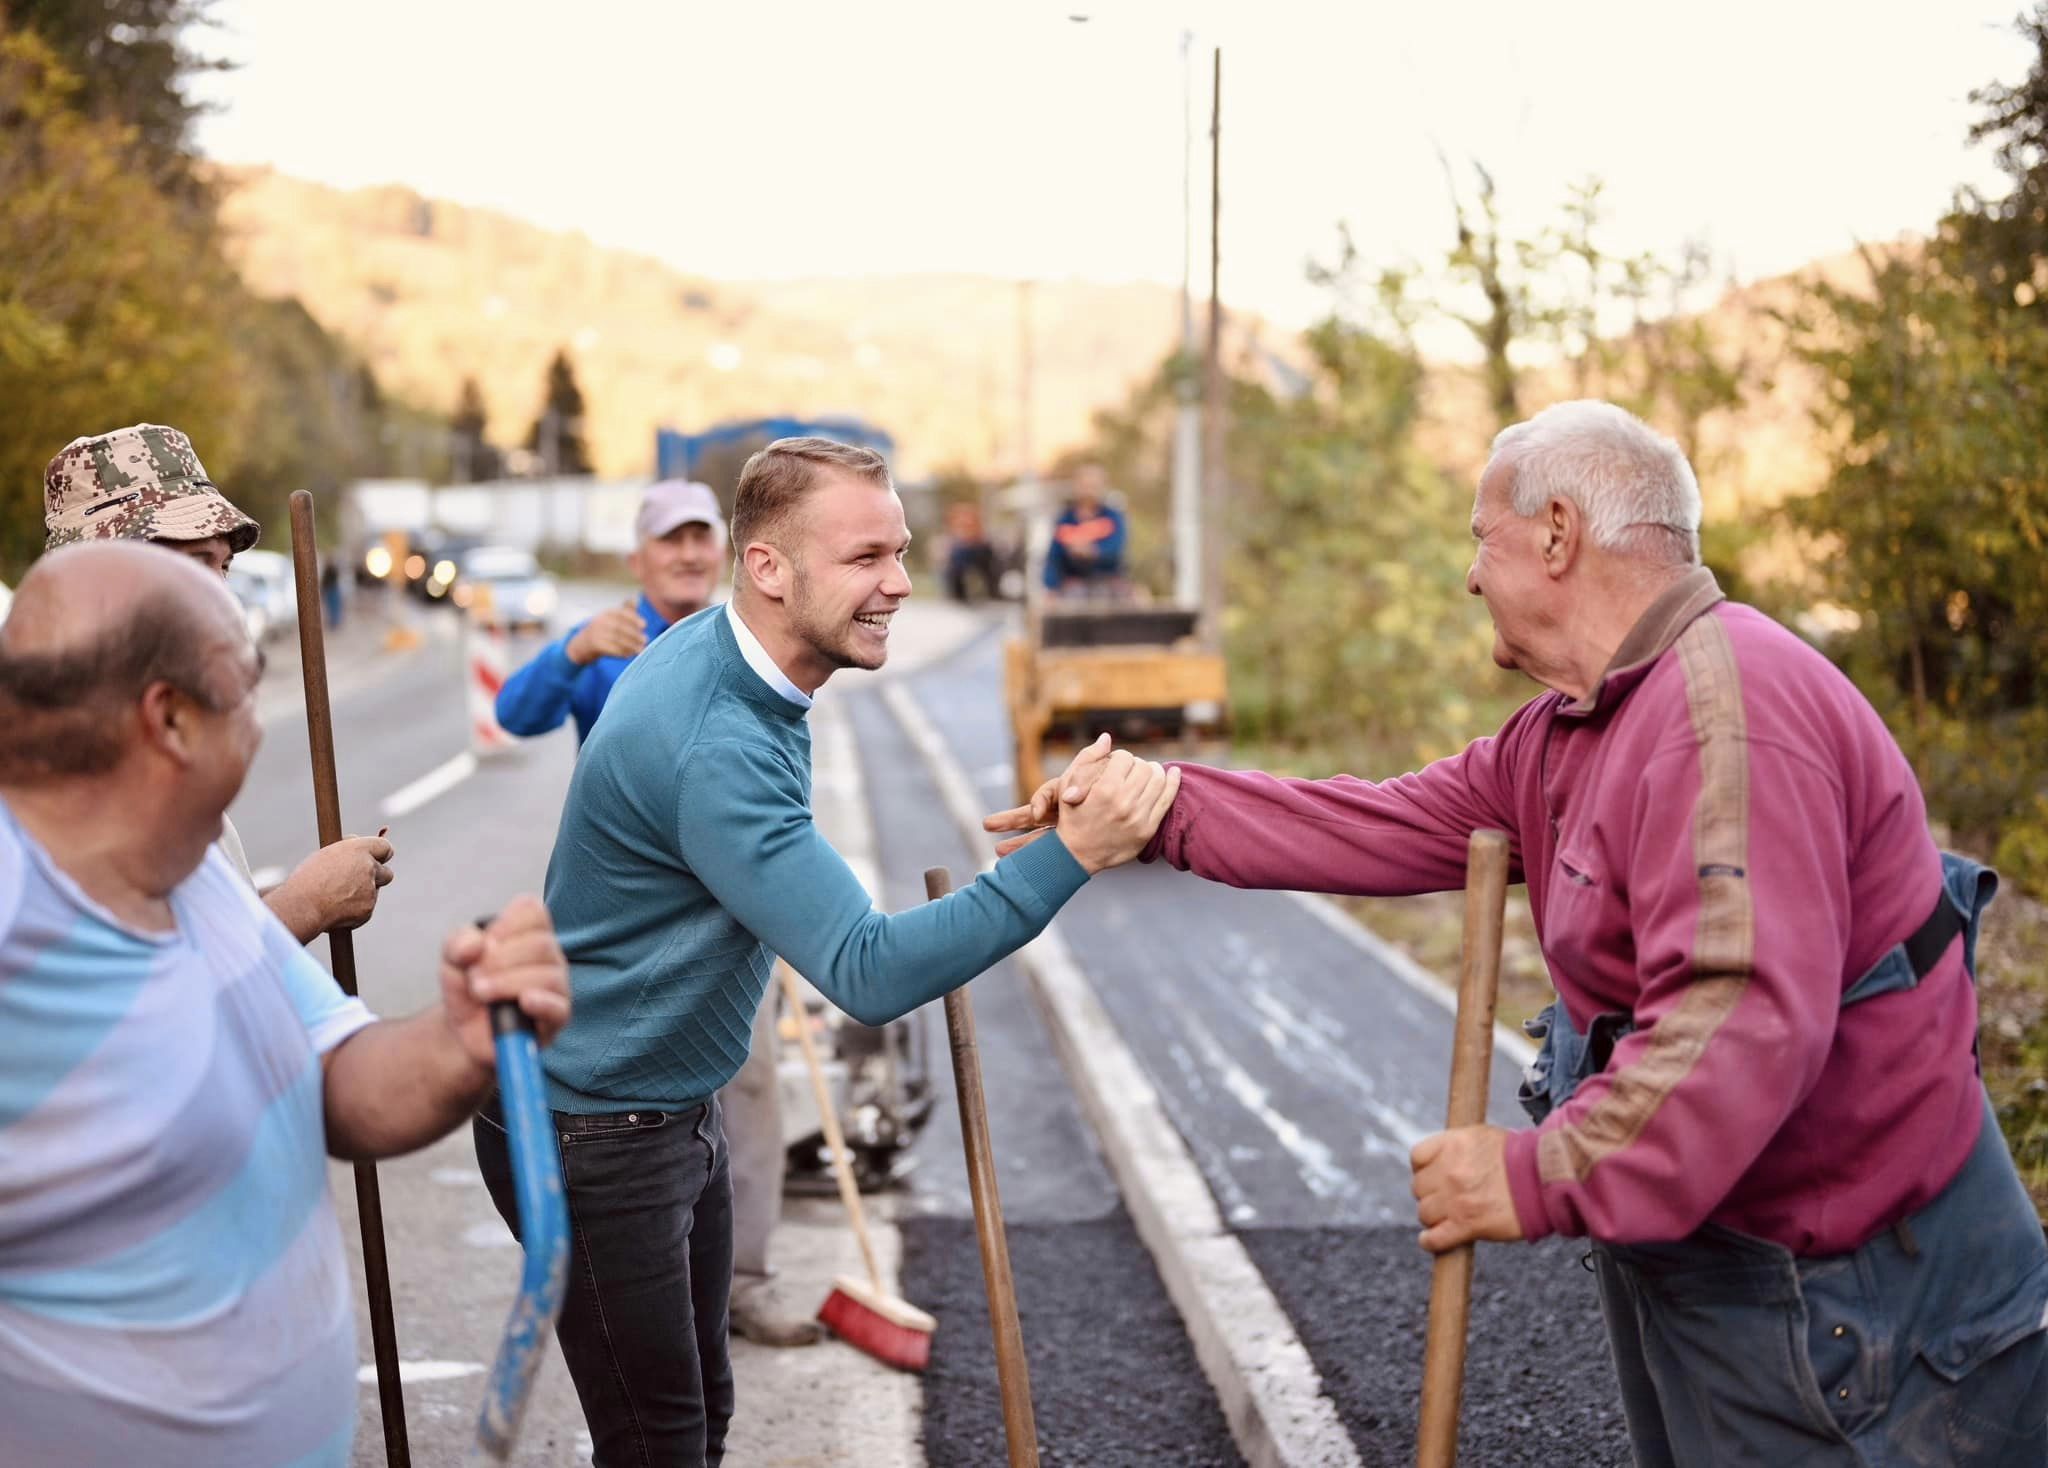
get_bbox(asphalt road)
[843,687,1243,1467]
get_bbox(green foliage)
[9,0,226,190]
[1785,8,2048,898]
[1220,314,1524,766]
[0,26,244,574]
[0,16,446,574]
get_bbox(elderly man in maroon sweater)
[989,399,2047,1467]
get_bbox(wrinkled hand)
[439,895,571,1074]
[983,733,1115,857]
[1055,749,1182,875]
[1410,1125,1524,1253]
[567,600,647,665]
[283,834,395,932]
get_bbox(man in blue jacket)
[495,479,726,744]
[493,478,824,1348]
[1041,461,1127,595]
[473,436,1178,1467]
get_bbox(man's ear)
[137,681,194,765]
[739,541,789,603]
[1542,496,1581,579]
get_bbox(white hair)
[1488,400,1701,565]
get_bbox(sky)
[191,0,2030,331]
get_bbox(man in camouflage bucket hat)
[44,424,260,566]
[41,424,396,944]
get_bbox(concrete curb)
[882,683,1363,1468]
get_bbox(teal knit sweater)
[539,605,1089,1113]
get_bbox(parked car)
[227,564,278,643]
[453,546,558,632]
[230,549,298,642]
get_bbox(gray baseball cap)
[636,480,725,541]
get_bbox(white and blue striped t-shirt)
[0,799,375,1467]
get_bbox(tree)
[0,27,245,573]
[9,0,227,192]
[526,349,592,475]
[1785,3,2048,894]
[450,375,500,482]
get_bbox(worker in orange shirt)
[1042,463,1126,597]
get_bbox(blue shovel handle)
[471,1001,571,1463]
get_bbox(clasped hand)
[981,734,1180,874]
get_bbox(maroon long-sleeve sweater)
[1142,568,1981,1253]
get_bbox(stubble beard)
[788,559,880,672]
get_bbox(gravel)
[900,1214,1245,1468]
[1239,1227,1633,1467]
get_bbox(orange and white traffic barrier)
[467,615,516,756]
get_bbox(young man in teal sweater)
[472,436,1178,1467]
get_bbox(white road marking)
[1177,1009,1360,1202]
[462,1221,518,1249]
[430,1167,482,1187]
[250,865,287,890]
[379,751,478,820]
[357,1359,484,1385]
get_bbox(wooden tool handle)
[1416,829,1510,1468]
[927,867,1040,1467]
[779,962,885,1291]
[288,492,410,1467]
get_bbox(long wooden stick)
[288,492,411,1468]
[1416,829,1510,1468]
[925,867,1039,1467]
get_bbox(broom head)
[818,1274,936,1373]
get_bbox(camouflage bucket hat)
[43,424,261,555]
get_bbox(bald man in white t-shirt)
[0,543,572,1467]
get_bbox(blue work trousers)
[1591,1097,2048,1467]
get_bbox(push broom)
[778,961,937,1370]
[1415,828,1510,1468]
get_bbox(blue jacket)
[1043,502,1127,588]
[494,593,673,744]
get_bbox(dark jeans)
[1592,1096,2048,1467]
[474,1095,735,1468]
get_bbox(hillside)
[215,166,1869,545]
[214,166,1260,480]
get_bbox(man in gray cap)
[42,424,395,944]
[494,478,727,743]
[496,477,821,1347]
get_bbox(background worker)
[495,478,726,745]
[1041,461,1127,596]
[0,542,570,1468]
[41,423,394,943]
[494,477,819,1348]
[994,400,2048,1467]
[474,436,1180,1466]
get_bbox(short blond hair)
[731,437,892,552]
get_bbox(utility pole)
[1170,29,1202,612]
[1200,46,1225,646]
[1017,277,1042,579]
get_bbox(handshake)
[981,734,1181,876]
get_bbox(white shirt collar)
[725,601,813,710]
